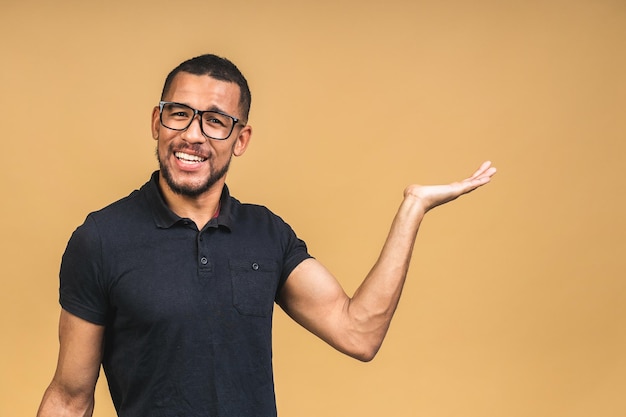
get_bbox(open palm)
[404,161,497,212]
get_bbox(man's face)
[151,72,251,198]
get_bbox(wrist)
[400,190,429,217]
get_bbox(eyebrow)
[175,102,230,115]
[205,104,227,114]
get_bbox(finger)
[463,166,496,191]
[472,166,497,185]
[483,166,497,178]
[469,161,492,180]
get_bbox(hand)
[404,161,497,213]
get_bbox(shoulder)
[83,189,145,229]
[227,196,293,230]
[69,178,157,243]
[85,178,155,226]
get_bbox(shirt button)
[200,257,208,265]
[252,262,259,270]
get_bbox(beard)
[156,144,232,197]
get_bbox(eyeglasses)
[159,101,241,140]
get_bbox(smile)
[174,152,207,164]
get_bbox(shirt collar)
[144,171,233,231]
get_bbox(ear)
[232,124,252,157]
[151,106,161,140]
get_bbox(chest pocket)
[229,259,280,317]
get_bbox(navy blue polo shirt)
[59,171,312,417]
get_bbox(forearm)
[37,381,95,417]
[281,162,496,362]
[344,194,426,359]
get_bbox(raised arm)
[277,161,496,361]
[37,309,105,417]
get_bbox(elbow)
[337,334,383,362]
[352,348,378,363]
[38,380,96,417]
[327,299,393,362]
[338,310,390,362]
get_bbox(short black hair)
[161,54,251,121]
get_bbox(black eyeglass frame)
[158,101,241,140]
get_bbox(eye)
[207,118,225,126]
[163,104,192,119]
[203,112,229,127]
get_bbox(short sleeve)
[278,220,313,290]
[59,215,109,325]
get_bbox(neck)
[158,177,223,229]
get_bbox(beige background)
[1,0,625,416]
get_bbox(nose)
[181,114,207,143]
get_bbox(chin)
[156,143,233,196]
[160,162,230,198]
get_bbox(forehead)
[165,72,242,116]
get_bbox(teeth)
[175,152,206,163]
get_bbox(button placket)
[197,230,212,278]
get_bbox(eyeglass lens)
[160,102,234,140]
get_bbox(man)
[37,54,496,416]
